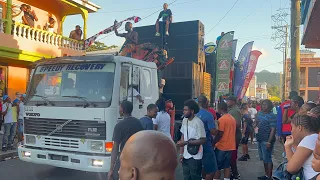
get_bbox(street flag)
[233,41,254,98]
[239,50,262,99]
[215,31,234,100]
[229,39,238,91]
[84,16,141,49]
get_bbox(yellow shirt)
[12,106,18,123]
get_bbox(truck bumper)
[18,146,111,172]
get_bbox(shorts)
[202,151,218,173]
[215,148,232,170]
[240,134,250,145]
[258,141,274,163]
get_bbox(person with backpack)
[238,103,253,161]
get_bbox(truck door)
[140,67,153,112]
[119,65,144,119]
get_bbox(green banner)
[215,31,234,100]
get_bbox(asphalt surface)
[0,142,283,180]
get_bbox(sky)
[63,0,313,73]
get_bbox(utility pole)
[290,0,300,93]
[4,0,13,34]
[271,9,289,101]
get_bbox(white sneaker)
[165,31,169,36]
[155,32,160,36]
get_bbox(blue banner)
[233,41,254,98]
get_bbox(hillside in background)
[255,70,281,87]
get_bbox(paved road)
[0,143,283,180]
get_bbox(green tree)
[86,41,118,52]
[267,85,280,97]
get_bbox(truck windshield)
[27,62,115,107]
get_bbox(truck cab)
[18,54,159,172]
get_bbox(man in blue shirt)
[256,99,277,180]
[216,32,225,46]
[197,95,218,180]
[140,104,158,130]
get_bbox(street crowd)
[0,92,25,152]
[106,91,320,180]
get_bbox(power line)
[95,0,202,14]
[95,0,180,42]
[206,0,239,35]
[256,60,283,70]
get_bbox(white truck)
[18,54,159,172]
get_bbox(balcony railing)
[1,19,84,51]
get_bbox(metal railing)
[1,19,84,51]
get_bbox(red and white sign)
[239,50,262,99]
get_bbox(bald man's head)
[119,131,177,180]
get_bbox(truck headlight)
[89,141,103,152]
[26,135,36,145]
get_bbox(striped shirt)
[256,111,277,142]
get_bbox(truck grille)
[43,137,79,149]
[25,118,106,140]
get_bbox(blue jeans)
[2,122,17,148]
[17,119,24,142]
[258,141,274,163]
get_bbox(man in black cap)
[225,95,242,180]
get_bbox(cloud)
[252,45,268,57]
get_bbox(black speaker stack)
[134,21,205,114]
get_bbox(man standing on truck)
[108,101,143,180]
[155,3,172,36]
[114,20,138,57]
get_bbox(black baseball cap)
[291,95,304,107]
[289,91,298,99]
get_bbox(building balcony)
[0,0,101,63]
[0,20,85,61]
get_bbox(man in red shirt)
[279,91,298,142]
